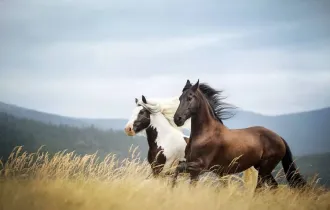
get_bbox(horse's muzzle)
[124,125,136,136]
[174,116,185,127]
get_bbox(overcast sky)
[0,0,330,119]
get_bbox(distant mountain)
[81,118,128,131]
[0,112,148,162]
[0,101,127,130]
[225,108,330,156]
[1,101,330,156]
[294,152,330,187]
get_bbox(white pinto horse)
[125,95,191,176]
[124,95,258,189]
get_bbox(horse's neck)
[145,127,158,149]
[146,113,180,148]
[191,94,225,137]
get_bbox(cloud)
[0,0,329,117]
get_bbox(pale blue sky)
[0,0,330,118]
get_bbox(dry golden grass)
[0,146,329,210]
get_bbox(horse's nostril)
[178,117,182,121]
[125,126,133,133]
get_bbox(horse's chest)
[149,138,183,163]
[185,138,215,160]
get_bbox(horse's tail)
[281,137,307,188]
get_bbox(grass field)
[0,146,330,210]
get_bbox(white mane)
[136,96,191,131]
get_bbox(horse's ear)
[191,79,199,92]
[135,98,138,104]
[142,95,147,104]
[183,79,192,91]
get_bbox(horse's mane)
[136,97,191,131]
[189,83,236,124]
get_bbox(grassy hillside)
[0,112,329,188]
[0,148,329,210]
[294,153,330,187]
[272,152,330,188]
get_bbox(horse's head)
[174,79,200,126]
[124,95,152,136]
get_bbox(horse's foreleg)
[149,161,165,179]
[171,159,205,188]
[171,160,187,188]
[186,160,205,187]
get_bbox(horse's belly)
[211,151,260,175]
[222,164,253,175]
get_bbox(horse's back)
[240,126,286,158]
[224,126,286,158]
[231,126,282,140]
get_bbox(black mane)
[198,83,236,124]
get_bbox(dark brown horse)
[171,79,307,189]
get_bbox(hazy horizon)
[1,99,329,120]
[1,0,330,118]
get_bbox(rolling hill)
[1,101,329,156]
[225,108,330,156]
[0,112,149,162]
